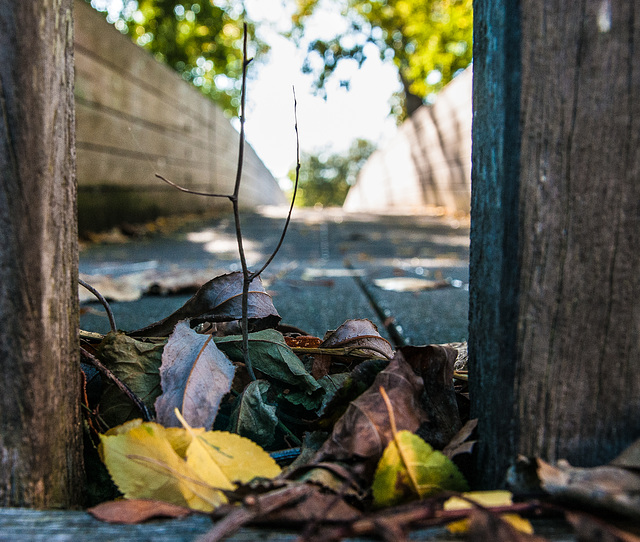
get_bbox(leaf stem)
[379,386,421,499]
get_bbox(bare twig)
[155,173,232,200]
[153,25,300,382]
[80,346,152,421]
[78,278,117,333]
[250,87,300,279]
[196,484,315,542]
[229,24,257,380]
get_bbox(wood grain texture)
[516,1,640,466]
[468,0,522,488]
[471,0,640,488]
[73,2,286,210]
[0,0,84,506]
[0,508,576,541]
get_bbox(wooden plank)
[0,1,83,506]
[515,1,640,467]
[73,1,287,229]
[468,0,524,488]
[470,0,640,488]
[0,509,577,541]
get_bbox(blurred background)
[78,0,472,232]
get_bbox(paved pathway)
[80,207,470,346]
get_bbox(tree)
[0,1,83,506]
[470,0,640,488]
[88,0,266,116]
[290,0,472,119]
[290,139,376,206]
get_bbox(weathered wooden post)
[470,0,640,487]
[0,1,84,506]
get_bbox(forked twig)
[153,25,300,381]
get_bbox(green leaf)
[317,373,350,414]
[228,380,279,448]
[372,430,468,507]
[97,332,164,428]
[215,329,321,394]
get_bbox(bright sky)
[242,0,400,185]
[91,0,400,186]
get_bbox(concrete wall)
[343,67,471,215]
[74,2,286,232]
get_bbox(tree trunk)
[470,0,640,488]
[0,1,83,506]
[400,74,424,118]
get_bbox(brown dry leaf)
[320,319,395,359]
[264,486,362,522]
[130,271,280,337]
[284,335,322,348]
[400,345,463,449]
[314,354,427,471]
[538,458,640,520]
[155,321,235,428]
[565,510,640,542]
[87,499,193,524]
[611,438,640,470]
[311,353,332,380]
[443,419,478,459]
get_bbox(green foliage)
[290,138,376,207]
[290,0,473,119]
[88,0,267,116]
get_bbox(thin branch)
[78,278,117,333]
[150,25,300,384]
[80,346,152,421]
[155,173,232,200]
[231,24,256,381]
[250,87,300,280]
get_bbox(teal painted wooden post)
[469,0,522,488]
[470,0,640,488]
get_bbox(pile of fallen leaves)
[80,271,640,541]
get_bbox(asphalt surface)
[79,207,470,346]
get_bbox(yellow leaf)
[175,409,281,487]
[165,426,203,458]
[99,413,281,514]
[372,430,468,507]
[444,491,534,534]
[99,419,222,512]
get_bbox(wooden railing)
[74,2,285,231]
[344,68,471,215]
